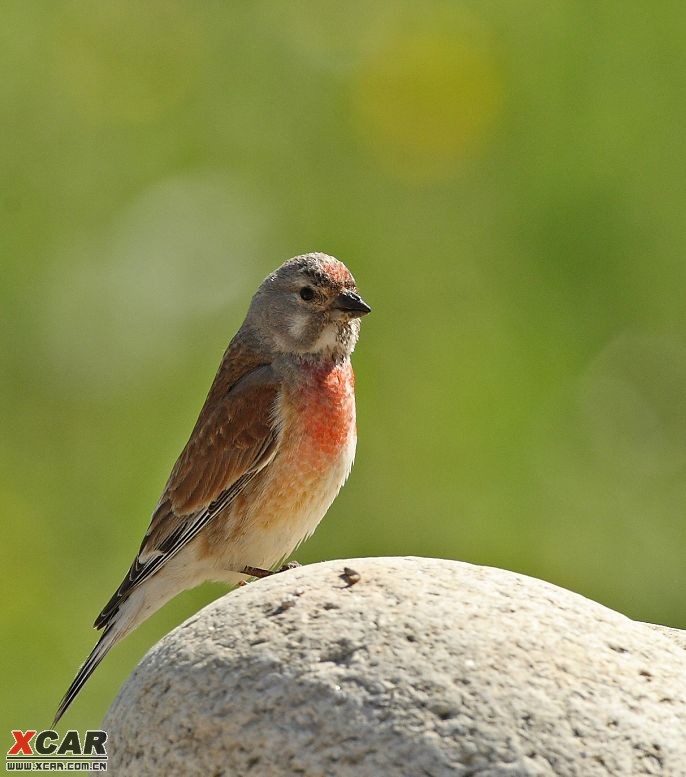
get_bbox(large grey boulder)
[103,557,686,776]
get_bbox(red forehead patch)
[321,259,354,286]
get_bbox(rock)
[103,557,686,776]
[645,623,686,653]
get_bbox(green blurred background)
[3,0,686,735]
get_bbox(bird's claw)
[241,560,302,580]
[278,560,302,573]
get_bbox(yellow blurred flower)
[351,13,503,181]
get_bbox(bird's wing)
[95,355,281,630]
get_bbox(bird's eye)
[299,287,315,301]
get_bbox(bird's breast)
[272,359,357,511]
[198,360,358,571]
[286,360,356,465]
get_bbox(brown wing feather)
[147,377,277,545]
[94,338,280,629]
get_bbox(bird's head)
[247,252,371,360]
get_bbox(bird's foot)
[241,561,301,579]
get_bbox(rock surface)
[103,557,686,776]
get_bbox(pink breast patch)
[296,362,356,462]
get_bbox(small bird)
[54,252,371,723]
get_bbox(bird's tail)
[53,571,181,726]
[53,622,122,726]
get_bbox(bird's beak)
[333,290,372,317]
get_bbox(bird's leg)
[241,561,302,579]
[241,565,272,579]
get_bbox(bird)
[54,252,371,724]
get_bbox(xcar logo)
[6,730,107,771]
